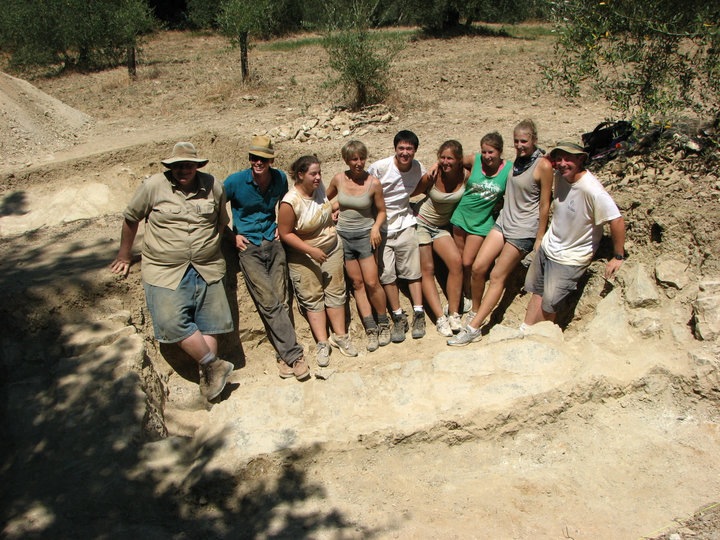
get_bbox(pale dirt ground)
[2,28,720,539]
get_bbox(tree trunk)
[240,31,249,81]
[127,46,137,80]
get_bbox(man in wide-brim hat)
[522,139,626,327]
[111,142,235,401]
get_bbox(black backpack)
[582,120,634,160]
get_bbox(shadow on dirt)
[0,191,28,217]
[0,218,371,538]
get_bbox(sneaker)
[391,311,408,343]
[435,315,453,337]
[463,310,477,326]
[411,311,426,339]
[462,296,473,314]
[366,327,379,352]
[293,356,311,380]
[448,312,463,333]
[329,333,358,357]
[277,359,294,379]
[447,325,482,347]
[316,341,331,367]
[378,322,392,347]
[199,359,234,400]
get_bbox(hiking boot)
[366,327,379,352]
[435,315,453,337]
[391,311,408,343]
[411,311,426,339]
[199,359,234,401]
[329,333,358,357]
[447,325,482,347]
[316,341,331,367]
[448,312,463,333]
[293,356,311,380]
[277,359,294,379]
[378,322,392,347]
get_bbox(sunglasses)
[249,154,270,163]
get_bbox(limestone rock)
[693,280,720,341]
[629,308,663,338]
[586,288,633,344]
[624,263,660,308]
[655,257,691,289]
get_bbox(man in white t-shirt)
[368,130,426,342]
[523,140,625,327]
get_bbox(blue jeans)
[238,239,304,365]
[144,265,233,343]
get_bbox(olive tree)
[217,0,301,81]
[322,0,404,109]
[0,0,154,74]
[546,0,720,125]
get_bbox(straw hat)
[548,140,589,160]
[161,142,209,168]
[248,135,275,159]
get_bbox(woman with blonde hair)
[326,140,390,352]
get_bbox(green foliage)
[187,0,223,29]
[390,0,531,35]
[0,0,154,71]
[322,0,405,110]
[546,0,720,124]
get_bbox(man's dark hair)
[393,130,419,150]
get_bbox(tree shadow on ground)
[0,191,28,217]
[1,217,371,538]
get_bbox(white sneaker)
[447,325,482,347]
[329,333,358,357]
[315,341,331,367]
[435,315,453,337]
[462,296,473,314]
[448,312,463,333]
[463,310,477,326]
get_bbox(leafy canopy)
[546,0,720,124]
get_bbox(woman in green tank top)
[450,132,510,304]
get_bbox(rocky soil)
[1,27,720,539]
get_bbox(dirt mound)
[0,71,93,168]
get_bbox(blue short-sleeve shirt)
[224,168,289,246]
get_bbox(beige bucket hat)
[161,142,209,168]
[248,135,275,159]
[548,140,589,159]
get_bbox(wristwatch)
[613,253,625,260]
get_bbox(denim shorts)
[416,218,452,245]
[524,247,588,313]
[492,223,535,254]
[338,228,374,261]
[143,265,233,343]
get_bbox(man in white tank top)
[523,140,626,327]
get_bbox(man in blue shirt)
[224,136,309,380]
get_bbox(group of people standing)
[111,122,626,401]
